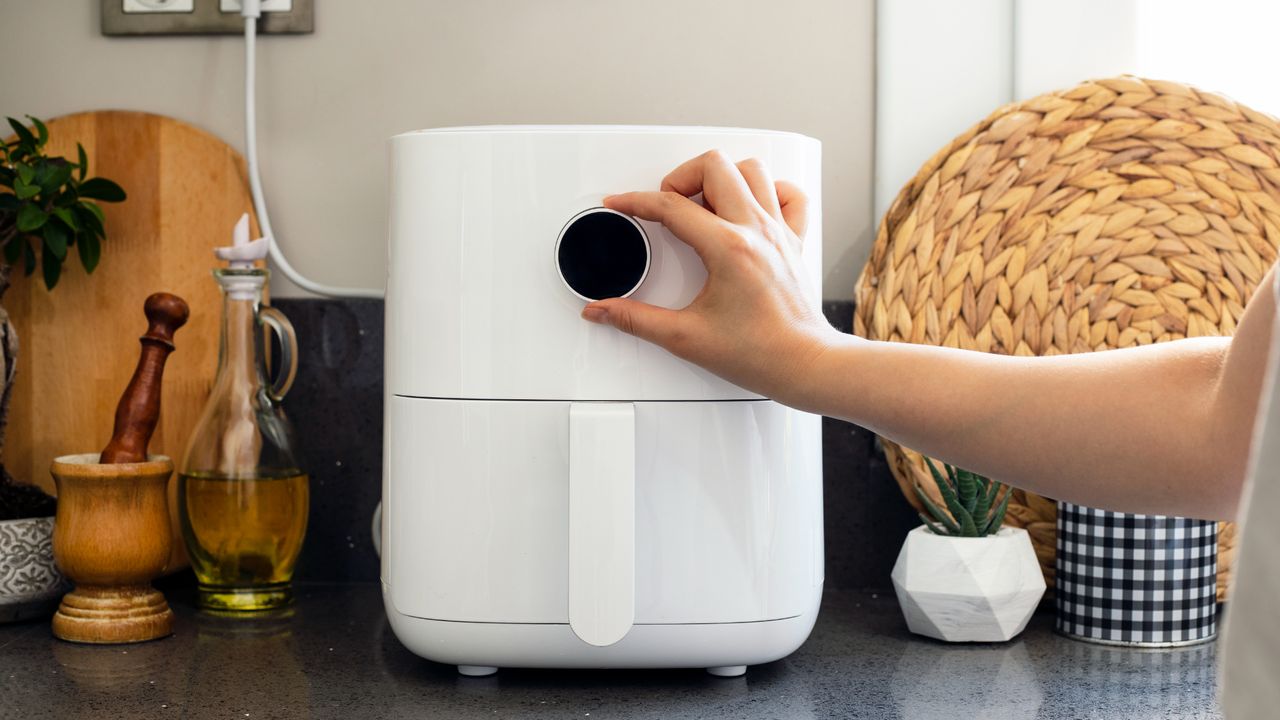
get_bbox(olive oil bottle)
[180,215,307,612]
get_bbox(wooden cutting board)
[3,110,262,569]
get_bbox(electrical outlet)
[220,0,293,12]
[102,0,312,34]
[123,0,194,12]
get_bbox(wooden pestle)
[99,293,190,464]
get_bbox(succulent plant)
[914,458,1011,537]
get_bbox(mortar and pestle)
[50,292,189,644]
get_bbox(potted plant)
[0,115,125,621]
[0,474,64,621]
[891,459,1046,642]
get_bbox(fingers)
[603,191,728,259]
[606,155,808,259]
[775,180,809,239]
[659,150,758,222]
[735,158,782,219]
[581,297,690,352]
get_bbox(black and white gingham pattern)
[1056,502,1217,646]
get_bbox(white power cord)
[242,1,384,298]
[242,1,387,561]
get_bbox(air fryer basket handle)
[568,402,636,647]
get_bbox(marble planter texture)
[892,526,1046,642]
[0,516,70,622]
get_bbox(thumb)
[582,297,686,350]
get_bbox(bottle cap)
[216,213,268,300]
[216,213,269,269]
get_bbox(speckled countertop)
[0,583,1220,720]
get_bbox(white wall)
[1013,0,1137,100]
[877,0,1280,223]
[1130,0,1280,113]
[875,0,1013,222]
[0,0,875,299]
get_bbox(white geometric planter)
[891,525,1046,642]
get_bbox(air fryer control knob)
[556,208,651,302]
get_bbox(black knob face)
[556,208,651,302]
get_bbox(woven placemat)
[854,76,1280,600]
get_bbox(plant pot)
[1056,502,1217,647]
[891,525,1046,642]
[0,515,70,622]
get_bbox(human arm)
[585,151,1274,521]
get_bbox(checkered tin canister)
[1056,502,1217,647]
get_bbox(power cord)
[241,0,386,559]
[241,0,384,298]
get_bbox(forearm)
[590,154,1271,521]
[796,334,1245,520]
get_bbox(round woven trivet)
[854,76,1280,600]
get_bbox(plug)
[220,0,293,16]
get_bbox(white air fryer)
[382,126,824,677]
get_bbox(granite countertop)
[0,582,1220,720]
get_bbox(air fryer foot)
[706,665,747,677]
[458,665,498,677]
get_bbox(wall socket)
[103,0,313,35]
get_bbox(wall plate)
[102,0,313,35]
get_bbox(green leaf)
[40,161,72,196]
[914,481,961,535]
[52,207,78,231]
[41,240,61,290]
[22,240,35,276]
[3,236,22,265]
[14,178,38,200]
[15,203,47,232]
[926,457,977,536]
[43,221,68,261]
[917,512,947,536]
[76,143,87,181]
[956,468,979,515]
[7,118,36,149]
[983,486,1013,535]
[15,163,34,186]
[972,477,1001,531]
[76,202,105,238]
[28,116,47,146]
[82,199,105,223]
[77,232,101,274]
[925,456,948,490]
[77,177,126,202]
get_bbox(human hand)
[583,150,838,405]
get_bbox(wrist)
[772,325,855,414]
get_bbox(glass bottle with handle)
[179,213,308,612]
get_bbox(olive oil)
[179,470,309,611]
